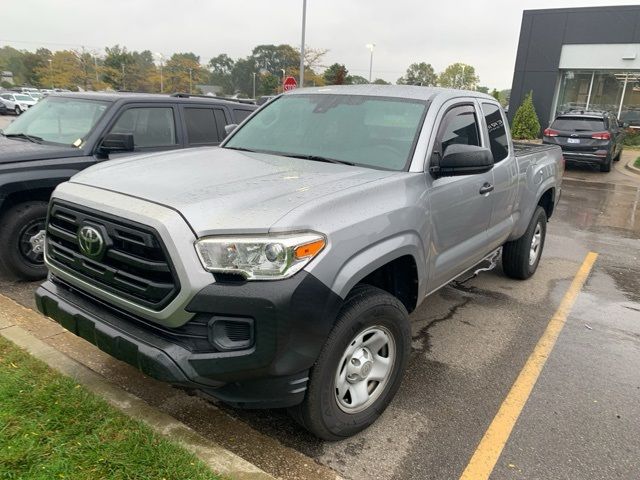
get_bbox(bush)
[623,128,640,147]
[511,91,541,140]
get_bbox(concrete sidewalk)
[0,293,341,480]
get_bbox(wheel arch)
[329,233,426,313]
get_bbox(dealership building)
[509,5,640,128]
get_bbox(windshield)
[15,94,32,101]
[3,96,110,146]
[551,117,605,131]
[224,94,428,170]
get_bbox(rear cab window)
[481,103,509,162]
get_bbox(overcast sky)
[3,0,639,89]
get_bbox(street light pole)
[121,63,125,90]
[48,59,53,89]
[366,43,376,83]
[281,68,286,93]
[299,0,307,88]
[159,62,163,93]
[252,72,256,99]
[188,67,193,93]
[93,55,99,84]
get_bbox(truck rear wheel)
[0,201,48,281]
[502,206,547,280]
[289,284,411,440]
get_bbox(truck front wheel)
[502,206,547,280]
[0,201,48,281]
[289,284,411,440]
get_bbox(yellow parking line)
[459,252,598,480]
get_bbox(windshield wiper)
[4,133,44,144]
[280,153,355,166]
[223,146,257,153]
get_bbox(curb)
[625,157,640,176]
[0,301,275,480]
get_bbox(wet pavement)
[1,159,639,480]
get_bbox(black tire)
[0,201,48,281]
[613,147,622,162]
[502,206,547,280]
[600,153,612,172]
[289,284,411,440]
[14,105,22,115]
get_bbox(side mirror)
[99,133,134,154]
[436,144,494,177]
[224,124,238,137]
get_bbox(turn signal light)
[591,132,611,140]
[295,239,326,259]
[543,128,559,137]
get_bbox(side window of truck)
[109,107,177,148]
[436,104,481,154]
[481,103,509,162]
[233,109,253,123]
[184,107,221,145]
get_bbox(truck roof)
[286,84,497,103]
[46,91,256,107]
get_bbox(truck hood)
[0,135,86,164]
[70,147,397,235]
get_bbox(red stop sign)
[283,76,298,91]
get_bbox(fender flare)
[329,231,427,300]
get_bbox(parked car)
[543,110,625,172]
[26,91,43,102]
[0,92,37,114]
[35,85,563,439]
[0,99,7,115]
[620,109,640,129]
[0,92,257,280]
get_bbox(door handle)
[479,183,494,195]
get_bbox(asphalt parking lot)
[1,114,638,479]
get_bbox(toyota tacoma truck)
[0,92,256,280]
[36,86,563,440]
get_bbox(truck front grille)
[45,201,179,310]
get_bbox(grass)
[635,156,640,168]
[0,336,220,480]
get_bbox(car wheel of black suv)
[600,153,613,172]
[14,105,22,115]
[613,148,622,162]
[0,201,48,281]
[289,284,411,440]
[502,206,547,280]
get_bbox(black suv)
[0,92,257,281]
[542,110,625,172]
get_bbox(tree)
[35,50,84,90]
[397,62,437,86]
[323,63,348,85]
[208,54,235,94]
[252,44,299,74]
[476,86,489,94]
[491,88,500,101]
[347,75,368,85]
[231,57,257,96]
[511,91,541,140]
[373,78,391,85]
[164,53,207,93]
[437,63,479,90]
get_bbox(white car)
[26,91,43,101]
[0,92,37,115]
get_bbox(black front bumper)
[36,272,343,408]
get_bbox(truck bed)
[513,142,558,156]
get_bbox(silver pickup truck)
[36,85,563,440]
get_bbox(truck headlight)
[195,233,326,280]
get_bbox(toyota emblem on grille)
[78,226,105,259]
